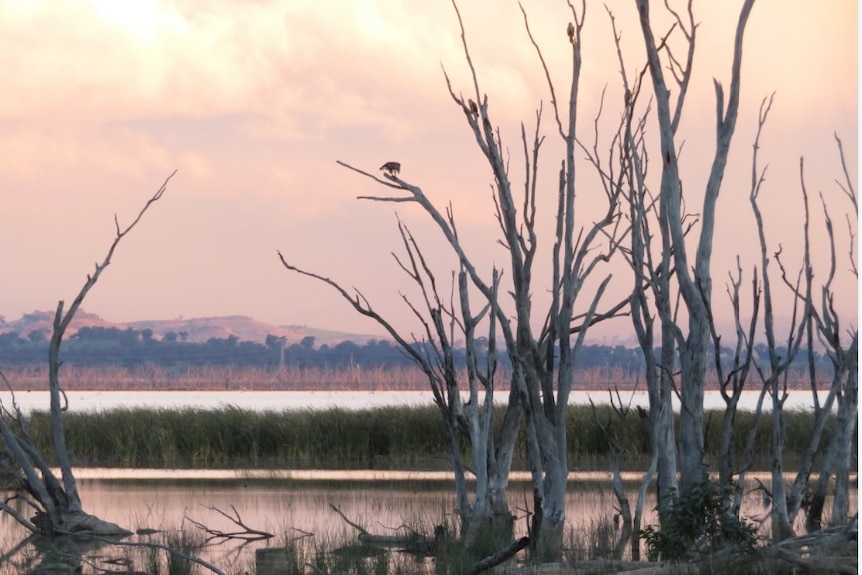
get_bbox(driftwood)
[471,536,530,575]
[494,518,858,575]
[185,504,273,544]
[63,531,228,575]
[329,502,531,572]
[328,503,433,550]
[759,518,858,575]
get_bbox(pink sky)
[0,0,857,343]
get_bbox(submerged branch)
[185,504,273,543]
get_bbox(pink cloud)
[0,0,854,338]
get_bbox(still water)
[1,472,854,574]
[2,389,832,414]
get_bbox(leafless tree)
[505,0,626,556]
[590,390,655,560]
[280,214,521,547]
[747,96,809,541]
[633,0,758,495]
[602,0,757,524]
[740,97,857,539]
[767,134,859,536]
[599,7,684,524]
[281,0,625,559]
[0,172,175,537]
[710,255,763,516]
[800,135,858,532]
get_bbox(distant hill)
[0,310,384,347]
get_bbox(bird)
[625,89,633,107]
[468,99,478,115]
[567,22,574,43]
[380,161,401,176]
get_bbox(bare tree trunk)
[713,257,759,511]
[805,326,858,530]
[768,382,793,540]
[591,393,652,560]
[632,453,657,561]
[280,220,520,547]
[830,361,857,524]
[635,0,757,495]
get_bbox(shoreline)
[1,388,834,414]
[68,467,857,484]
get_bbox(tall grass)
[14,404,847,471]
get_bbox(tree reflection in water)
[0,474,856,574]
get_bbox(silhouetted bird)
[380,161,401,176]
[567,22,575,43]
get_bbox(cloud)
[0,0,855,335]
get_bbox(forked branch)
[185,504,273,543]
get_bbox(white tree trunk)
[830,364,857,524]
[636,0,756,496]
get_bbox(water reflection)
[0,473,856,574]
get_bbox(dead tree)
[634,0,758,495]
[283,1,624,560]
[590,8,683,525]
[185,504,274,545]
[801,134,858,531]
[743,96,858,539]
[747,96,809,541]
[711,256,764,516]
[590,390,655,561]
[279,214,521,546]
[476,2,624,558]
[767,135,859,536]
[602,0,758,520]
[0,172,175,537]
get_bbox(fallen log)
[471,536,530,575]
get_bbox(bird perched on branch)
[380,161,401,176]
[567,22,574,43]
[468,99,478,115]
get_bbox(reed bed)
[14,404,845,471]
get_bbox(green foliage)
[24,404,450,469]
[640,479,758,562]
[8,404,839,470]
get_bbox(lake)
[0,390,849,572]
[3,471,847,575]
[1,389,833,414]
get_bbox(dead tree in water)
[284,1,626,561]
[280,213,521,547]
[776,135,858,536]
[0,172,175,537]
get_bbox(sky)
[0,0,857,344]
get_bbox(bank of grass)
[15,403,848,471]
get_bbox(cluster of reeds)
[23,405,448,469]
[14,404,843,471]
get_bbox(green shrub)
[640,479,758,563]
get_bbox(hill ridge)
[0,310,383,346]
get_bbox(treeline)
[0,325,836,378]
